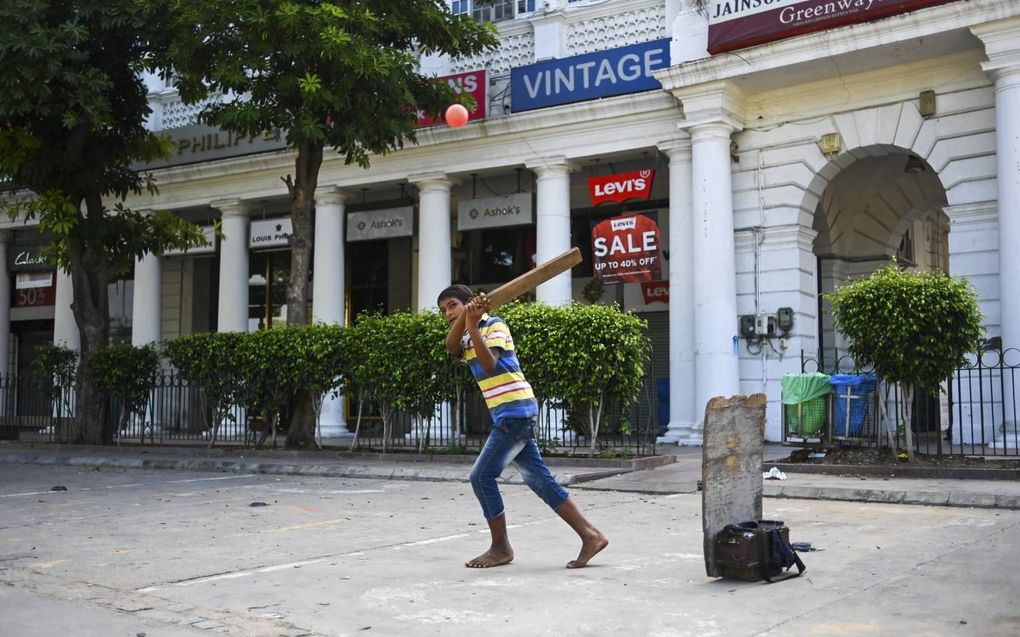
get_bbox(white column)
[657,139,699,445]
[410,173,455,442]
[974,19,1020,449]
[411,173,453,313]
[53,267,80,351]
[0,233,9,379]
[990,67,1020,354]
[131,249,162,345]
[690,122,740,417]
[527,157,575,306]
[213,199,250,333]
[313,186,350,437]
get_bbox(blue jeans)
[469,417,570,520]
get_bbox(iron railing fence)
[345,377,661,457]
[0,373,663,457]
[798,348,1020,456]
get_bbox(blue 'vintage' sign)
[511,38,671,112]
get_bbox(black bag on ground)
[714,520,806,582]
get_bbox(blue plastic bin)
[830,373,877,436]
[656,378,669,434]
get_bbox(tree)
[32,343,78,442]
[155,1,497,446]
[826,264,983,460]
[502,302,651,456]
[165,332,247,447]
[86,344,161,443]
[292,324,347,449]
[0,1,208,444]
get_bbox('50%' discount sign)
[591,213,662,284]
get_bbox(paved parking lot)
[2,464,1019,636]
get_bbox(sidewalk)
[2,441,1019,509]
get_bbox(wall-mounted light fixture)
[904,155,926,174]
[819,133,841,158]
[919,90,937,118]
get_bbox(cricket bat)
[485,247,582,308]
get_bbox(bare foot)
[465,547,514,568]
[566,532,608,569]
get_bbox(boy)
[437,284,608,569]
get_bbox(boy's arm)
[461,293,499,372]
[445,312,467,357]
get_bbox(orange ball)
[445,104,469,128]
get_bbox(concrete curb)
[0,451,592,486]
[765,461,1020,481]
[763,482,1020,509]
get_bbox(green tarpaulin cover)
[781,372,832,405]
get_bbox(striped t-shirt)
[461,314,538,423]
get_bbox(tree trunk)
[284,141,324,448]
[901,383,916,462]
[67,194,113,444]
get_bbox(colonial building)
[2,0,1017,446]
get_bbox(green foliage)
[32,343,78,396]
[295,324,347,402]
[0,1,210,444]
[85,344,160,426]
[502,302,651,456]
[164,333,246,444]
[825,264,983,387]
[499,302,562,407]
[155,0,497,168]
[0,1,209,267]
[346,311,448,421]
[235,327,307,426]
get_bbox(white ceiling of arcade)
[813,152,947,260]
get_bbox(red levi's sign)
[591,213,662,284]
[418,70,487,127]
[707,0,958,54]
[588,169,655,206]
[640,281,669,305]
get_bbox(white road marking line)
[167,475,260,484]
[257,558,326,573]
[393,533,469,549]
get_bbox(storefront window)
[249,250,291,330]
[457,226,534,287]
[348,239,389,319]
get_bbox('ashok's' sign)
[708,0,957,54]
[588,169,655,206]
[591,213,662,284]
[347,206,414,242]
[457,192,533,231]
[511,39,670,112]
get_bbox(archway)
[812,148,949,354]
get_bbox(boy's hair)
[437,284,474,306]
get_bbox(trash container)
[656,378,669,435]
[781,373,831,437]
[830,373,877,437]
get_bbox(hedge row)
[36,303,650,454]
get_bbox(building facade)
[2,0,1017,446]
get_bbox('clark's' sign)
[707,0,957,54]
[591,213,662,284]
[588,169,655,206]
